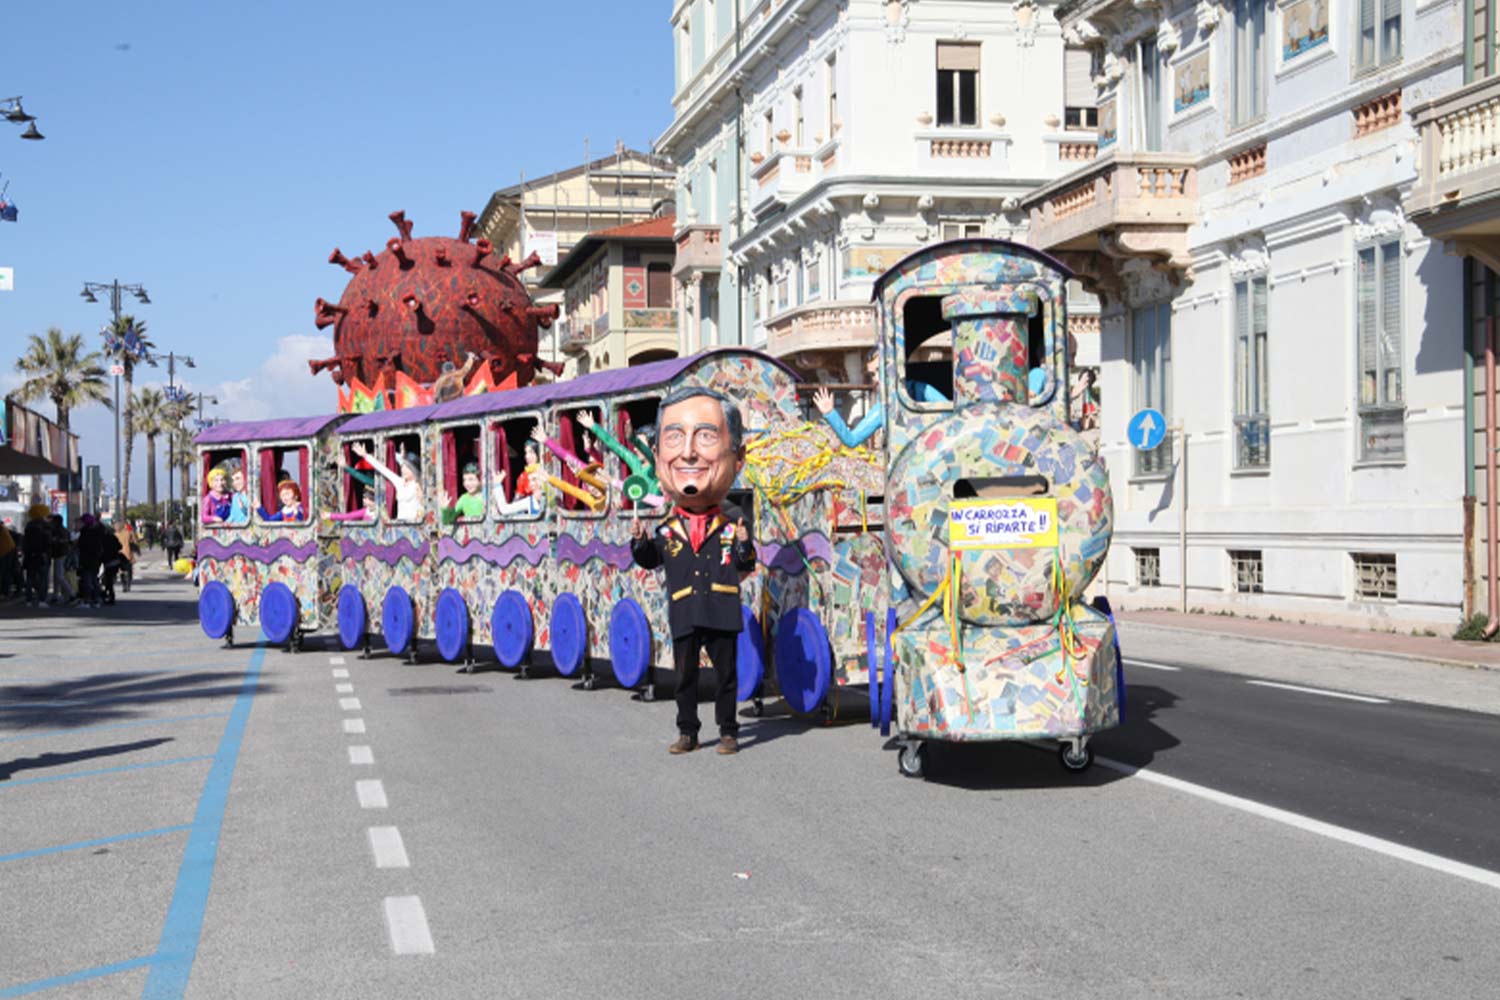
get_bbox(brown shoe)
[669,733,699,755]
[717,735,739,755]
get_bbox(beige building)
[540,216,680,377]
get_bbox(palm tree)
[165,399,196,523]
[14,327,113,501]
[133,386,168,509]
[104,315,154,514]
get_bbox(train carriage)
[195,414,350,647]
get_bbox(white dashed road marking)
[356,779,388,809]
[332,668,350,679]
[348,745,374,765]
[336,683,355,694]
[384,896,435,955]
[330,656,346,666]
[340,697,363,711]
[343,718,367,734]
[1125,659,1182,672]
[1245,680,1390,704]
[368,826,411,869]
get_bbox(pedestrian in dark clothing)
[164,523,184,568]
[21,505,51,606]
[0,522,18,598]
[47,515,75,605]
[101,530,123,605]
[629,386,758,755]
[76,515,105,607]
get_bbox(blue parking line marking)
[0,956,154,998]
[0,756,214,789]
[142,642,266,1000]
[0,713,231,744]
[0,825,192,864]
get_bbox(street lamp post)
[82,279,150,521]
[1,97,45,141]
[162,353,196,530]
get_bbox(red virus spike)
[308,355,342,375]
[362,251,379,270]
[387,238,412,268]
[329,248,362,274]
[389,210,414,241]
[471,239,492,268]
[506,251,543,275]
[458,210,476,243]
[314,297,348,329]
[527,304,560,329]
[493,253,513,271]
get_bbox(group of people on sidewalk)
[0,505,141,609]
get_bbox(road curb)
[1120,620,1500,675]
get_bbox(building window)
[1229,550,1264,593]
[827,54,839,135]
[794,87,805,146]
[707,161,717,224]
[1065,48,1098,131]
[763,110,774,154]
[1233,0,1267,126]
[679,19,692,87]
[776,272,790,312]
[1357,240,1404,461]
[1234,275,1270,469]
[807,254,821,300]
[647,262,673,309]
[1136,547,1162,587]
[1138,37,1163,150]
[940,220,984,241]
[1358,0,1402,72]
[1132,302,1173,476]
[705,0,716,51]
[1352,552,1397,600]
[937,42,980,127]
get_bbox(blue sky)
[2,0,671,499]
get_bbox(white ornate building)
[658,0,1099,381]
[1020,0,1468,626]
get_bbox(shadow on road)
[0,669,277,730]
[0,736,175,781]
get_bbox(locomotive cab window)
[339,438,379,523]
[439,424,484,526]
[377,432,425,524]
[1026,308,1057,405]
[614,396,664,516]
[491,415,544,521]
[255,444,309,526]
[554,405,608,517]
[200,447,249,527]
[900,295,955,407]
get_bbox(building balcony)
[763,301,878,362]
[913,129,1012,177]
[750,147,817,218]
[1019,150,1198,302]
[672,224,723,279]
[1409,76,1500,272]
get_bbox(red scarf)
[674,505,721,553]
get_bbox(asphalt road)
[2,572,1499,999]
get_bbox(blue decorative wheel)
[736,605,766,702]
[199,581,235,640]
[774,608,832,716]
[434,588,470,664]
[866,610,879,728]
[491,590,534,669]
[550,592,587,678]
[337,585,366,651]
[608,599,651,689]
[1092,595,1126,722]
[382,587,415,656]
[260,582,298,646]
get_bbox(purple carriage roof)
[194,413,346,446]
[341,348,795,432]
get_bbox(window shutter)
[1380,241,1403,404]
[1253,278,1269,416]
[1065,49,1096,108]
[1381,0,1400,19]
[1360,0,1376,31]
[937,42,981,71]
[1235,282,1250,417]
[1357,247,1378,406]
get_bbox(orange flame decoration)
[336,360,521,413]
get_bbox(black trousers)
[671,629,739,738]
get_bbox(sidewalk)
[1119,608,1500,671]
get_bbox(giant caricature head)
[654,386,746,512]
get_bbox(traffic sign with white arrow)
[1128,408,1167,451]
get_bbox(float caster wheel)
[518,659,531,680]
[1059,739,1094,773]
[897,742,925,779]
[222,626,234,650]
[640,683,656,702]
[583,674,597,691]
[360,633,373,660]
[818,703,834,726]
[750,697,764,718]
[405,643,419,666]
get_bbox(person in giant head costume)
[631,386,757,756]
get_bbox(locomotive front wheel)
[897,742,925,779]
[1059,740,1094,773]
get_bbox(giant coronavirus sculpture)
[307,210,562,411]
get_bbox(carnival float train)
[194,212,1122,777]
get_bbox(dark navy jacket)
[631,504,757,640]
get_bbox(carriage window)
[900,295,955,406]
[380,432,424,523]
[439,424,484,525]
[1027,309,1056,405]
[613,396,663,516]
[554,405,608,516]
[340,438,379,521]
[491,415,544,521]
[200,448,249,527]
[255,445,309,526]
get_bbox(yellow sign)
[948,498,1058,550]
